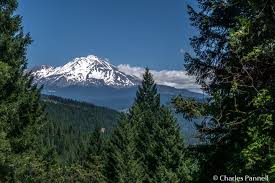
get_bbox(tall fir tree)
[135,69,193,182]
[106,69,195,183]
[0,0,46,181]
[105,114,145,183]
[173,0,275,181]
[134,68,160,111]
[83,126,107,183]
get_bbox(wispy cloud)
[117,64,202,93]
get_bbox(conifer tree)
[107,69,194,182]
[134,70,193,182]
[84,127,107,183]
[0,0,45,181]
[134,68,160,110]
[105,115,145,183]
[173,0,275,181]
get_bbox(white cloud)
[117,64,202,93]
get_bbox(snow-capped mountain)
[31,55,140,88]
[31,54,205,110]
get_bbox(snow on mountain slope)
[31,55,140,88]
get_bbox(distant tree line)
[40,95,121,164]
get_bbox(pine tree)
[228,1,275,178]
[0,0,45,181]
[135,106,194,183]
[105,115,145,183]
[173,0,275,181]
[106,69,195,182]
[41,148,65,183]
[134,68,160,111]
[84,126,107,183]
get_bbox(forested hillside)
[0,0,274,182]
[40,95,121,164]
[42,95,120,132]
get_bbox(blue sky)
[18,0,196,70]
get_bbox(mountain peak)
[31,55,140,88]
[69,55,113,70]
[73,55,101,64]
[86,54,99,60]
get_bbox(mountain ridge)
[31,55,205,110]
[31,55,140,88]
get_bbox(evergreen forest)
[0,0,274,182]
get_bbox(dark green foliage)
[50,128,109,183]
[43,95,119,132]
[82,127,107,183]
[134,68,160,110]
[5,0,275,181]
[106,69,196,183]
[173,0,275,181]
[0,0,46,181]
[33,95,121,182]
[106,115,145,183]
[135,106,194,182]
[41,95,121,164]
